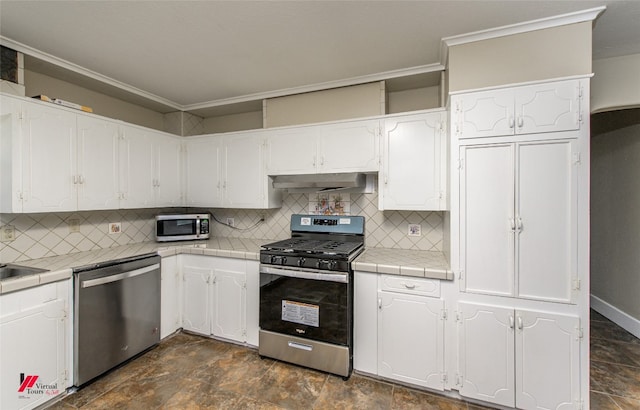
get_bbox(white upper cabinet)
[76,115,120,210]
[223,132,280,208]
[459,139,578,303]
[317,119,380,172]
[184,135,222,207]
[379,110,447,211]
[185,132,281,209]
[154,134,183,207]
[20,98,78,212]
[452,79,583,139]
[265,118,380,175]
[265,126,319,175]
[1,94,183,212]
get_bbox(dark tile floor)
[47,309,640,409]
[590,310,640,409]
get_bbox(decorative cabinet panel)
[180,255,249,343]
[265,118,380,175]
[378,290,445,390]
[184,136,222,207]
[0,281,70,410]
[458,302,581,409]
[154,133,183,207]
[76,115,120,210]
[354,271,445,391]
[452,79,583,139]
[379,110,447,211]
[459,139,578,303]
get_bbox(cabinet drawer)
[379,275,440,297]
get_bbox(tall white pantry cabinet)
[449,77,590,410]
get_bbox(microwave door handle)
[196,218,201,238]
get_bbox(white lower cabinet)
[354,271,445,390]
[457,302,581,409]
[160,256,181,339]
[180,255,251,343]
[0,281,70,410]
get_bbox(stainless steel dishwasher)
[73,253,161,386]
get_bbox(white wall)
[24,70,166,131]
[263,81,385,128]
[592,54,640,114]
[591,110,640,322]
[448,22,592,92]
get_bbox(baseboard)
[590,294,640,339]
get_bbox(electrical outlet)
[408,224,422,237]
[1,225,16,242]
[108,222,122,234]
[68,218,80,233]
[226,218,235,227]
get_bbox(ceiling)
[1,1,639,115]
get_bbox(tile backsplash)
[0,192,444,264]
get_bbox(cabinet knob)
[378,298,382,310]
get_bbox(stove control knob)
[280,256,287,265]
[329,260,338,270]
[297,258,306,267]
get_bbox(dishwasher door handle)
[81,263,160,288]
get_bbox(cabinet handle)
[516,217,523,232]
[73,175,78,184]
[320,156,324,166]
[79,175,85,184]
[402,282,416,289]
[378,298,382,310]
[509,218,516,232]
[312,155,316,167]
[509,316,515,329]
[509,116,515,129]
[517,116,524,128]
[517,316,523,330]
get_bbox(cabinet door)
[120,125,155,209]
[453,89,514,139]
[223,133,264,208]
[0,299,66,410]
[21,101,77,212]
[353,271,378,375]
[211,266,246,342]
[516,140,577,303]
[182,266,210,335]
[0,95,23,212]
[160,256,181,339]
[184,136,221,207]
[318,119,380,173]
[460,144,515,296]
[458,302,515,408]
[516,80,581,135]
[76,115,120,210]
[380,112,445,210]
[515,310,580,410]
[265,127,318,175]
[154,134,183,207]
[378,291,444,390]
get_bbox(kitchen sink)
[0,264,49,280]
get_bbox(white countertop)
[0,238,272,295]
[352,248,453,280]
[1,238,452,294]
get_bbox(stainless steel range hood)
[271,173,375,193]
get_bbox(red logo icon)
[18,374,38,393]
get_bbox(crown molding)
[439,6,606,67]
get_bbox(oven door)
[259,265,352,346]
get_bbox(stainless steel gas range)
[258,214,365,378]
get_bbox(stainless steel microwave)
[155,213,210,242]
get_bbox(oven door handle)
[260,265,349,284]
